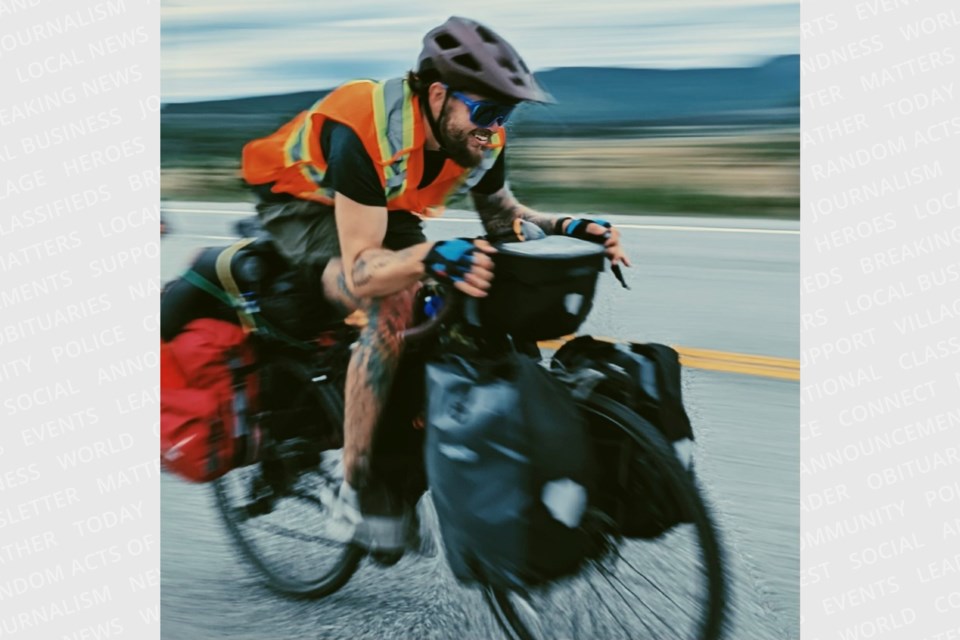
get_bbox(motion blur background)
[161,0,799,219]
[161,4,800,638]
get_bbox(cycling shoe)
[327,482,414,555]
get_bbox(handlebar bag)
[425,350,597,590]
[473,236,604,341]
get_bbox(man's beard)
[438,107,485,169]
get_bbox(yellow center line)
[676,355,799,381]
[345,318,799,381]
[672,345,797,369]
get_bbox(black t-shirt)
[319,120,505,207]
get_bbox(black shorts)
[256,199,428,271]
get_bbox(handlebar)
[399,283,457,342]
[398,260,627,344]
[398,227,629,342]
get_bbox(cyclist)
[240,15,631,552]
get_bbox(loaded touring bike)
[162,227,728,640]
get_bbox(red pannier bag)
[161,318,261,482]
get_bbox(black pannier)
[425,351,597,590]
[551,336,696,538]
[552,336,694,445]
[466,236,605,341]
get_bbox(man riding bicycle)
[240,16,631,553]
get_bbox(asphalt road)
[160,203,799,640]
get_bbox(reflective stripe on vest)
[243,78,505,213]
[283,97,328,198]
[372,78,417,199]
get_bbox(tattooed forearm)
[352,255,374,288]
[348,246,422,297]
[471,184,559,236]
[330,270,359,316]
[471,186,516,236]
[518,208,561,236]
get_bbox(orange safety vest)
[242,78,505,218]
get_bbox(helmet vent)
[476,26,499,44]
[435,33,461,50]
[419,17,553,103]
[453,53,481,72]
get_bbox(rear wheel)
[212,356,363,598]
[485,394,727,639]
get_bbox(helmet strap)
[422,88,451,153]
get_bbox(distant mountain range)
[163,55,798,131]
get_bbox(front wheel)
[485,394,727,639]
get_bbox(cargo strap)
[179,253,314,352]
[216,238,257,333]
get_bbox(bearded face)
[436,96,493,169]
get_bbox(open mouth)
[472,130,491,145]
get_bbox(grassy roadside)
[487,186,798,219]
[161,128,798,218]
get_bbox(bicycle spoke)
[243,516,345,548]
[595,561,673,632]
[584,568,645,638]
[485,398,726,640]
[614,546,699,623]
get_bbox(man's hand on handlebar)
[559,217,632,268]
[423,238,497,298]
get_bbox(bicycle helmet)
[417,16,554,104]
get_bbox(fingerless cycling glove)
[556,217,612,242]
[423,238,477,284]
[556,217,630,290]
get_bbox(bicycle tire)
[485,393,727,640]
[212,355,364,599]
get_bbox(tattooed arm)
[471,184,632,266]
[335,192,432,299]
[471,184,571,238]
[334,191,496,300]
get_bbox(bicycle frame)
[207,250,726,639]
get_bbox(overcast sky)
[161,0,798,102]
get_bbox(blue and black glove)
[556,216,613,243]
[556,216,630,290]
[423,238,479,285]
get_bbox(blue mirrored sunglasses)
[446,87,515,128]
